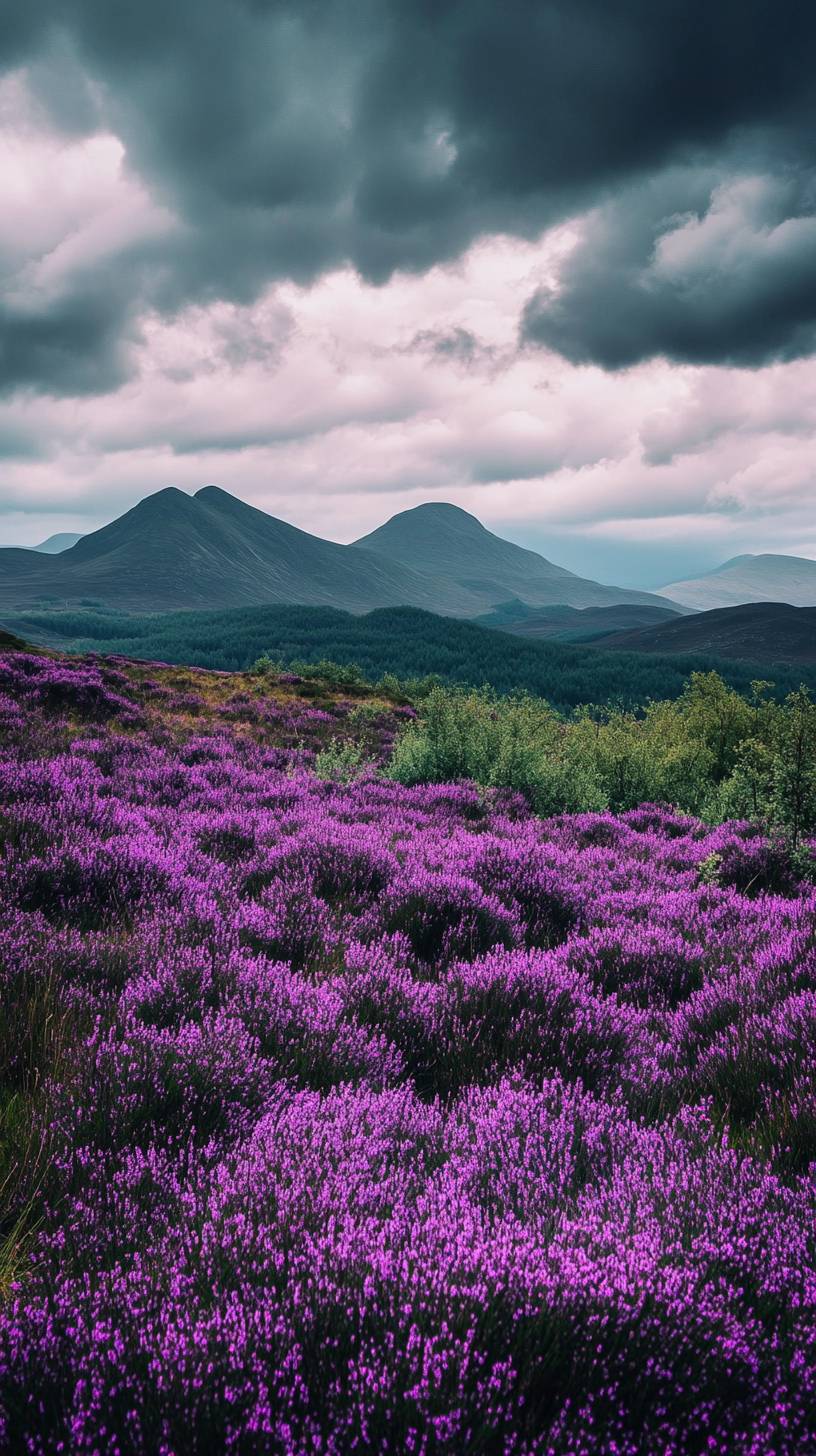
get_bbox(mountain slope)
[355,503,682,611]
[0,488,487,615]
[598,601,816,666]
[658,554,816,610]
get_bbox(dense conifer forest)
[4,603,815,709]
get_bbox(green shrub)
[313,738,372,784]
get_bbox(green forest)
[4,603,815,711]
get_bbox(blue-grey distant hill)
[0,486,682,616]
[33,533,84,554]
[658,554,816,610]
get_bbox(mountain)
[597,601,816,667]
[475,600,677,641]
[33,533,84,554]
[0,487,686,617]
[658,554,816,610]
[355,503,681,612]
[0,487,486,616]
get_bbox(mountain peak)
[0,485,682,617]
[355,501,675,612]
[382,502,486,531]
[404,501,481,519]
[130,486,197,516]
[194,485,233,502]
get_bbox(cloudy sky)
[1,0,815,586]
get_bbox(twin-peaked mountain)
[0,488,479,615]
[0,487,678,616]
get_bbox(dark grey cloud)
[0,276,135,397]
[2,0,816,393]
[521,167,816,368]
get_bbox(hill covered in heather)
[1,643,815,1452]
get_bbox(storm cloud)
[1,0,816,392]
[522,167,816,368]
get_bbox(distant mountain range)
[658,554,816,610]
[596,601,816,666]
[5,489,813,627]
[0,487,680,617]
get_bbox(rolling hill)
[658,554,816,610]
[355,503,680,612]
[475,601,677,641]
[598,601,816,666]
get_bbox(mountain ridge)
[0,488,485,616]
[0,486,682,617]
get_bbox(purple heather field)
[1,649,816,1454]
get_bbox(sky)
[0,1,815,588]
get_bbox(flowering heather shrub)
[0,647,815,1451]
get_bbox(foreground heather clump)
[1,651,815,1453]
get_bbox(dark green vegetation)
[6,602,816,709]
[387,674,816,848]
[597,601,816,666]
[475,599,677,640]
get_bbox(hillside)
[2,640,816,1454]
[0,487,485,616]
[355,502,681,612]
[659,553,816,610]
[5,601,815,707]
[476,600,677,641]
[599,601,816,666]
